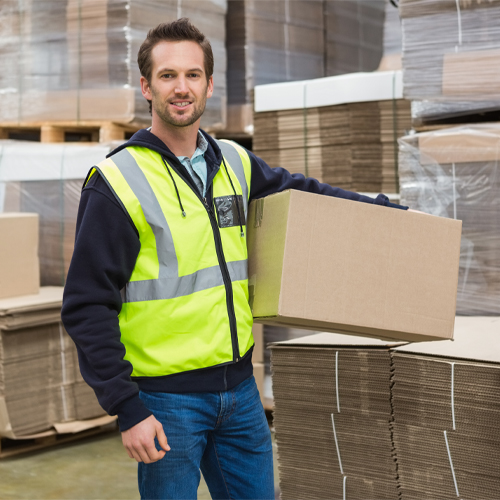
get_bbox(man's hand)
[121,415,170,463]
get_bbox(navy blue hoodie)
[61,128,408,432]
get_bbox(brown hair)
[138,18,214,84]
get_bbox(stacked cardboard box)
[400,0,500,126]
[271,333,401,500]
[0,0,227,130]
[391,316,500,499]
[253,71,411,192]
[0,141,118,286]
[399,125,500,315]
[0,289,106,439]
[248,189,461,342]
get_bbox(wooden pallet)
[0,121,145,143]
[0,420,118,459]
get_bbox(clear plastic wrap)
[398,125,500,315]
[226,0,385,108]
[400,0,500,125]
[378,0,403,71]
[325,0,385,76]
[0,0,227,130]
[0,140,119,286]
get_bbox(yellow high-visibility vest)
[86,140,254,377]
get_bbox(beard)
[150,83,208,128]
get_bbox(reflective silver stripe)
[216,140,249,221]
[113,149,178,279]
[121,259,248,303]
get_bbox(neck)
[150,114,200,157]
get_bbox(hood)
[106,128,223,182]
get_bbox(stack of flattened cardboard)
[400,0,500,126]
[225,0,387,134]
[271,333,401,500]
[324,0,385,76]
[253,71,411,192]
[399,125,500,315]
[0,288,106,438]
[0,0,227,130]
[0,141,117,286]
[225,0,325,133]
[391,316,500,499]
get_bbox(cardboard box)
[247,190,462,342]
[0,213,39,300]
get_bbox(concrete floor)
[0,427,280,500]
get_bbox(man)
[62,18,409,500]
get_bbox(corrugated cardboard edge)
[248,190,291,317]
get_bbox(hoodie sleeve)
[247,148,408,209]
[61,173,153,432]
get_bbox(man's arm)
[246,149,409,210]
[62,173,168,462]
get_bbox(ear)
[206,75,214,99]
[140,76,152,100]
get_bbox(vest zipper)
[202,192,240,362]
[162,157,241,363]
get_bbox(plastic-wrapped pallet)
[324,0,385,76]
[0,0,227,130]
[0,141,119,286]
[225,0,386,134]
[378,0,403,71]
[398,125,500,315]
[225,0,325,133]
[400,0,500,126]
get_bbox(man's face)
[141,40,214,129]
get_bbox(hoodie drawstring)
[162,156,186,217]
[222,158,244,238]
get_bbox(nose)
[175,75,189,95]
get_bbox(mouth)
[170,101,192,110]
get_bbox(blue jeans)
[138,375,274,500]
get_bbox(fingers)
[121,415,170,464]
[155,421,171,452]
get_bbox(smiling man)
[62,18,409,500]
